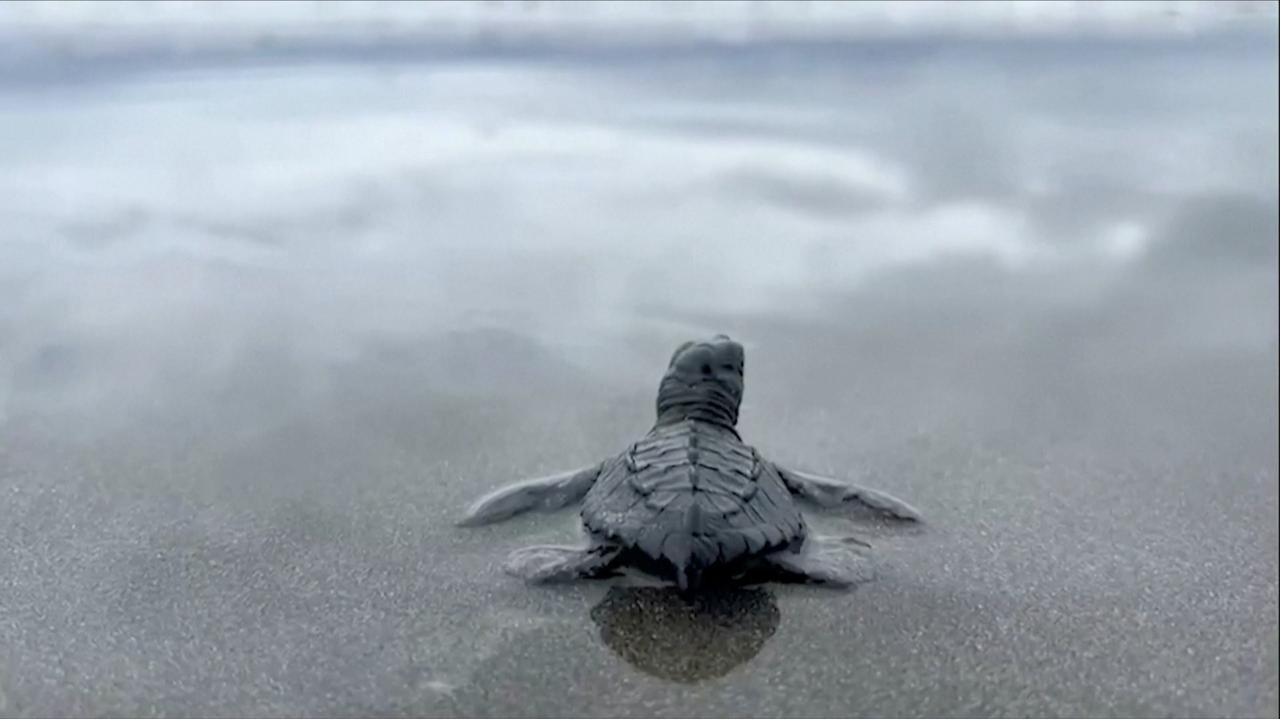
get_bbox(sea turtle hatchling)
[457,335,920,590]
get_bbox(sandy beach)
[1,7,1276,716]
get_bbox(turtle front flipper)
[503,543,623,583]
[456,462,605,527]
[772,464,921,521]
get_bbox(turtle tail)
[672,502,711,592]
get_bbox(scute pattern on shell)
[580,421,806,573]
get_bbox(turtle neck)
[654,375,740,431]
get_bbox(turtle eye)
[700,363,713,375]
[721,364,739,374]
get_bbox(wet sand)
[1,27,1277,718]
[2,322,1275,717]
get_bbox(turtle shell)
[580,420,806,584]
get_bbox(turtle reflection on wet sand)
[591,586,780,683]
[458,335,920,590]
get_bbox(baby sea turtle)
[458,335,920,590]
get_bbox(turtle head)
[656,334,745,428]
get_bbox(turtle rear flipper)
[503,543,623,583]
[758,536,874,588]
[773,465,921,521]
[457,463,605,527]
